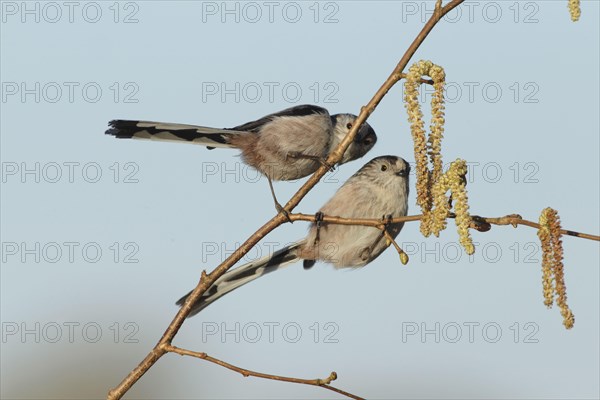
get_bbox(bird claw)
[313,211,325,245]
[275,202,292,223]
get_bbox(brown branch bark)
[478,214,599,241]
[164,345,365,400]
[105,1,480,398]
[288,213,600,242]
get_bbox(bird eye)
[346,123,353,129]
[381,165,388,171]
[363,137,373,145]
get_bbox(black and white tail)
[105,120,244,149]
[177,241,305,317]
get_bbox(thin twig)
[288,213,599,242]
[399,73,435,85]
[164,345,365,400]
[382,229,409,264]
[478,214,599,241]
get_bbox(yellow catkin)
[568,0,581,21]
[404,60,446,236]
[537,210,555,308]
[428,65,446,187]
[537,208,574,329]
[420,211,434,237]
[430,173,450,236]
[404,62,470,252]
[547,209,574,329]
[426,159,473,254]
[404,62,431,218]
[447,160,474,255]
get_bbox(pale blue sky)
[1,1,599,399]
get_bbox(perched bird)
[177,155,410,316]
[106,104,377,211]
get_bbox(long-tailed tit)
[177,155,410,316]
[106,105,377,211]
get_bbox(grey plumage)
[298,155,410,268]
[177,155,411,316]
[105,104,377,182]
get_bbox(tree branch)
[163,345,365,400]
[288,212,600,242]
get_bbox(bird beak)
[397,164,410,177]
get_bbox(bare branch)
[163,345,364,400]
[288,213,600,242]
[382,229,410,264]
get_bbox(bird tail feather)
[106,120,245,149]
[176,240,305,317]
